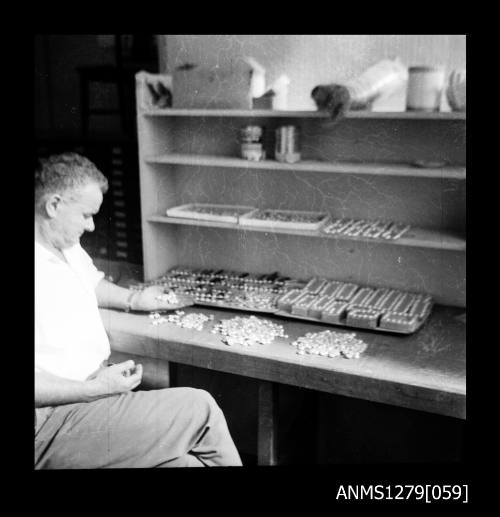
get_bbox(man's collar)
[35,240,76,264]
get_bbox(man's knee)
[181,387,223,419]
[153,387,223,421]
[183,388,227,432]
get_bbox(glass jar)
[406,66,446,112]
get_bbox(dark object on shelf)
[252,91,275,109]
[176,63,197,71]
[311,83,352,121]
[146,80,172,108]
[412,159,447,168]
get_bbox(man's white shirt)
[35,241,110,381]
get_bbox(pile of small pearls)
[155,291,181,304]
[291,330,367,359]
[212,315,287,347]
[150,311,213,331]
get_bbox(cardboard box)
[172,63,253,109]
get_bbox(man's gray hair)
[35,152,109,206]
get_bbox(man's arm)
[95,278,194,312]
[35,360,143,407]
[95,278,131,310]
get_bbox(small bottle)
[345,58,408,109]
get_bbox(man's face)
[50,182,103,249]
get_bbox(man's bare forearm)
[35,370,106,407]
[95,278,130,309]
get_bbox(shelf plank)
[145,153,466,179]
[142,108,466,121]
[147,215,466,251]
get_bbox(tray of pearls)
[322,218,411,240]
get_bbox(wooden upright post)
[257,380,279,466]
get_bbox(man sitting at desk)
[35,152,242,468]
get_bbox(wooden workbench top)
[100,304,466,419]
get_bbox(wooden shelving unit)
[136,73,466,307]
[133,72,466,432]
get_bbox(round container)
[406,66,446,112]
[241,142,265,161]
[275,125,301,163]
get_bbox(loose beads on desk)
[150,311,213,331]
[212,315,287,347]
[291,330,367,359]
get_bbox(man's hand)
[90,360,143,396]
[95,278,194,313]
[131,285,195,312]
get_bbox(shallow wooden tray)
[166,203,256,224]
[239,209,330,230]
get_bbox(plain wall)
[161,35,466,111]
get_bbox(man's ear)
[45,193,63,218]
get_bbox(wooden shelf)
[147,215,466,251]
[142,108,466,121]
[145,153,466,180]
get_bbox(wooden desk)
[101,305,466,464]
